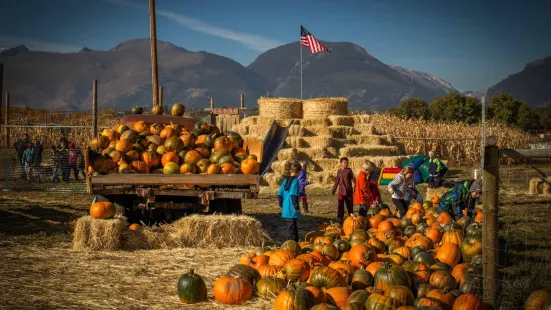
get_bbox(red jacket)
[353,171,381,206]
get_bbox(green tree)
[488,93,540,129]
[430,92,481,124]
[397,98,430,120]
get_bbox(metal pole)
[481,95,486,170]
[240,93,244,109]
[92,79,98,137]
[149,0,160,107]
[300,42,303,99]
[482,141,499,308]
[159,86,163,107]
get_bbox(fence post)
[159,86,163,106]
[92,79,98,137]
[5,93,9,148]
[149,0,160,108]
[423,138,427,154]
[482,140,499,308]
[240,93,244,109]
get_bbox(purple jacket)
[297,170,309,196]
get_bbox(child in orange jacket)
[353,160,381,216]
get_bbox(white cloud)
[106,0,283,51]
[0,35,81,53]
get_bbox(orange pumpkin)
[180,132,195,147]
[268,250,294,267]
[436,243,462,268]
[452,293,483,310]
[183,150,203,164]
[131,160,150,173]
[431,195,440,204]
[426,229,442,244]
[141,150,160,168]
[436,212,454,226]
[378,220,395,233]
[89,202,116,219]
[369,214,385,229]
[160,127,176,139]
[133,120,147,133]
[213,136,233,152]
[348,244,378,267]
[240,158,259,175]
[207,164,220,174]
[129,223,140,230]
[161,152,179,166]
[220,162,236,174]
[115,139,132,153]
[212,276,253,305]
[257,265,281,278]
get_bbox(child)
[332,157,356,221]
[353,160,381,216]
[387,166,416,218]
[277,162,303,242]
[297,161,310,213]
[21,143,36,182]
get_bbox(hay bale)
[303,97,348,119]
[258,97,303,119]
[72,216,128,251]
[298,118,331,127]
[529,177,540,195]
[262,173,283,186]
[349,135,385,145]
[426,187,450,201]
[171,215,271,248]
[328,115,355,126]
[339,145,401,157]
[240,116,259,126]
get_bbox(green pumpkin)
[309,266,346,290]
[277,283,315,309]
[131,143,144,153]
[417,283,438,298]
[225,131,244,147]
[176,269,207,304]
[255,276,286,298]
[311,304,339,310]
[193,121,210,135]
[351,268,374,291]
[131,106,143,114]
[195,134,214,148]
[164,136,184,152]
[225,264,260,285]
[234,152,248,164]
[280,240,302,256]
[210,149,230,163]
[209,124,220,135]
[196,158,211,173]
[373,262,411,291]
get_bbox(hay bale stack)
[426,187,450,201]
[529,178,540,195]
[303,97,348,119]
[172,215,270,248]
[529,177,551,195]
[258,97,303,119]
[72,216,128,251]
[328,115,355,126]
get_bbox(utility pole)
[149,0,160,108]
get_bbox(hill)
[248,42,457,110]
[486,56,551,108]
[1,39,269,111]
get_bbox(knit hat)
[469,179,482,193]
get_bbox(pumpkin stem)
[189,269,195,276]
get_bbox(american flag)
[300,25,331,54]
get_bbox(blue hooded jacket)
[277,176,301,219]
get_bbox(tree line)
[386,92,550,130]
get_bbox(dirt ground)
[0,165,549,309]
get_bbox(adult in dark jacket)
[13,134,30,177]
[427,151,445,188]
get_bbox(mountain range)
[0,39,549,111]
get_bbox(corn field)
[367,113,536,165]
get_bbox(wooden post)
[209,97,215,125]
[4,93,9,148]
[159,86,163,106]
[266,91,269,98]
[482,142,499,308]
[92,79,98,137]
[423,138,428,154]
[149,0,160,107]
[240,93,244,109]
[0,63,3,132]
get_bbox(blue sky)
[1,0,550,91]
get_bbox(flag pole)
[300,37,303,99]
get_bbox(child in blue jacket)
[297,161,310,213]
[278,162,303,242]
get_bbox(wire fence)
[487,158,551,309]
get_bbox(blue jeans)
[52,166,61,183]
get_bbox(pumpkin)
[193,121,210,135]
[309,266,346,290]
[441,230,463,246]
[436,212,454,226]
[151,105,163,115]
[460,236,482,264]
[364,294,403,310]
[225,264,261,285]
[374,262,411,291]
[255,276,286,298]
[163,162,180,174]
[436,243,461,268]
[369,214,385,229]
[268,250,294,267]
[414,296,443,308]
[257,265,282,278]
[452,293,483,310]
[89,202,116,219]
[348,244,378,267]
[171,102,185,116]
[279,259,310,282]
[156,145,167,155]
[131,160,149,173]
[393,247,411,260]
[240,158,259,175]
[177,269,208,304]
[131,106,144,114]
[101,128,118,142]
[133,120,147,133]
[333,239,351,253]
[184,150,202,164]
[385,285,415,306]
[343,214,363,237]
[207,163,220,174]
[401,261,430,289]
[351,267,374,290]
[226,131,244,148]
[281,240,302,256]
[160,127,176,139]
[525,289,551,310]
[451,264,471,285]
[115,139,132,153]
[141,150,160,168]
[426,229,442,244]
[324,287,351,309]
[274,283,315,310]
[465,223,482,239]
[214,136,233,152]
[427,288,455,310]
[220,162,237,174]
[180,132,195,147]
[302,284,327,304]
[180,163,197,174]
[213,276,252,305]
[311,304,339,310]
[429,270,457,291]
[161,152,179,166]
[164,136,184,152]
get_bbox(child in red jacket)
[332,157,356,221]
[353,160,381,216]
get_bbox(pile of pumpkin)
[87,104,259,179]
[178,199,493,309]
